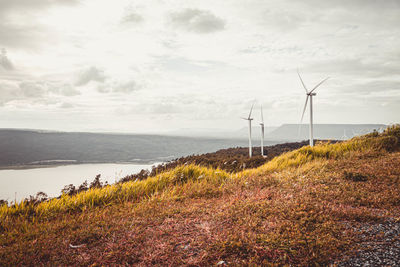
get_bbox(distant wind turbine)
[298,69,330,147]
[341,129,348,140]
[242,102,255,157]
[260,105,265,157]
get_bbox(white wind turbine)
[242,102,255,157]
[341,129,348,140]
[298,69,330,147]
[260,105,265,157]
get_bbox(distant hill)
[163,126,277,140]
[0,129,279,167]
[267,124,386,140]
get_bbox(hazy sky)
[0,0,399,133]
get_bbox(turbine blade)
[297,69,308,93]
[300,95,309,124]
[309,77,330,93]
[248,100,255,119]
[260,104,264,123]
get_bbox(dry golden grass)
[0,125,399,265]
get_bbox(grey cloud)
[0,23,46,48]
[122,12,144,24]
[19,82,46,98]
[75,67,107,86]
[338,80,400,96]
[169,8,225,33]
[0,48,13,70]
[60,85,80,96]
[262,8,305,31]
[112,80,139,94]
[0,82,18,105]
[96,84,110,93]
[0,0,78,13]
[0,0,79,48]
[256,0,400,35]
[97,80,141,94]
[306,57,400,78]
[0,81,45,105]
[20,81,80,98]
[0,79,80,106]
[50,83,81,96]
[303,0,400,10]
[59,102,74,109]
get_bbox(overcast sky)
[0,0,399,133]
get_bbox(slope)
[0,126,399,265]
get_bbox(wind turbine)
[298,69,329,147]
[242,102,255,157]
[341,129,348,140]
[260,105,265,157]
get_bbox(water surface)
[0,163,156,202]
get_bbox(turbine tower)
[260,105,265,157]
[242,102,255,157]
[297,69,329,147]
[341,129,348,140]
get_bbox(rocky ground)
[338,218,400,266]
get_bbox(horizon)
[0,0,399,132]
[0,122,387,137]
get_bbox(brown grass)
[0,126,399,265]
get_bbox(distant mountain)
[164,126,278,140]
[0,129,279,167]
[267,124,386,140]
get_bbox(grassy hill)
[1,126,399,265]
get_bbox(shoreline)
[0,161,161,171]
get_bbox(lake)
[0,163,157,202]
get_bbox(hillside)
[120,140,316,182]
[1,126,400,266]
[0,129,259,167]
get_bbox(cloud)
[97,79,141,94]
[0,82,18,105]
[49,83,81,96]
[122,12,144,24]
[19,82,46,98]
[306,57,400,78]
[0,0,78,12]
[338,80,400,96]
[0,0,79,49]
[169,8,225,33]
[112,80,140,93]
[75,67,107,86]
[0,81,46,106]
[261,8,305,31]
[0,79,81,106]
[59,102,74,109]
[0,48,14,70]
